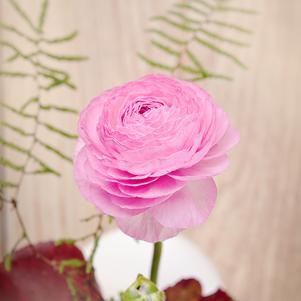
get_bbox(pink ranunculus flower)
[74,74,239,242]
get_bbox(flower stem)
[150,241,162,285]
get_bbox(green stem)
[150,242,163,284]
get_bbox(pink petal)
[116,211,182,243]
[169,155,229,180]
[118,175,185,198]
[152,178,217,229]
[74,147,143,217]
[205,125,240,159]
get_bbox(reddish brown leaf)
[202,289,234,301]
[165,278,202,301]
[164,278,234,301]
[0,241,103,301]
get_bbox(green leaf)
[39,122,78,139]
[174,2,207,16]
[150,39,181,57]
[66,277,77,298]
[194,36,247,68]
[138,53,174,72]
[147,29,186,45]
[191,0,214,10]
[40,104,78,114]
[0,136,30,155]
[42,31,78,44]
[38,0,49,32]
[215,5,257,15]
[54,238,76,246]
[198,28,249,47]
[152,16,195,32]
[121,274,165,301]
[59,259,85,273]
[8,0,39,33]
[40,50,88,62]
[4,254,12,272]
[0,120,33,137]
[0,181,17,189]
[0,102,36,119]
[167,10,200,25]
[0,156,24,171]
[0,22,37,43]
[208,19,253,34]
[0,71,35,78]
[186,49,205,71]
[20,97,39,113]
[36,139,72,162]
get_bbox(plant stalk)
[150,241,163,285]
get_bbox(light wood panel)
[1,1,301,300]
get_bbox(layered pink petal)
[151,178,217,229]
[116,212,182,243]
[169,155,229,180]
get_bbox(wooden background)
[1,0,301,300]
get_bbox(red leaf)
[0,241,103,301]
[164,278,234,301]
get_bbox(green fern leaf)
[0,181,17,189]
[38,0,49,32]
[0,121,33,137]
[198,28,249,47]
[194,36,247,68]
[40,122,78,139]
[174,3,207,16]
[8,0,39,32]
[36,139,72,162]
[151,39,181,57]
[152,16,195,32]
[0,102,36,119]
[208,19,253,34]
[138,53,174,72]
[39,104,78,114]
[147,29,186,45]
[0,70,35,78]
[0,22,37,44]
[42,31,78,44]
[40,50,88,62]
[0,157,24,172]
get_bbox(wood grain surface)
[1,1,301,300]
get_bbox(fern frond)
[0,102,36,119]
[138,53,174,72]
[0,181,17,189]
[40,50,88,62]
[150,40,181,57]
[39,104,78,114]
[0,157,24,172]
[208,19,253,34]
[0,121,33,137]
[198,28,249,47]
[0,71,35,78]
[174,3,207,17]
[20,97,39,112]
[215,5,257,15]
[41,31,78,44]
[36,139,72,162]
[140,0,254,81]
[8,0,39,33]
[194,36,246,68]
[152,16,195,32]
[39,122,78,139]
[38,0,49,32]
[0,22,37,44]
[147,29,187,45]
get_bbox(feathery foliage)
[139,0,255,81]
[0,0,86,188]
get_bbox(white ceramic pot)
[83,230,222,300]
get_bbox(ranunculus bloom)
[74,74,239,242]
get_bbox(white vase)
[83,230,222,300]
